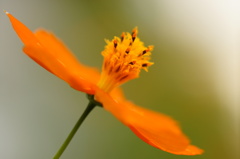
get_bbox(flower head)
[98,27,153,92]
[6,12,203,155]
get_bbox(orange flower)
[6,12,203,155]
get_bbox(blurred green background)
[0,0,239,159]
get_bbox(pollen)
[97,27,154,93]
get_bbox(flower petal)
[6,12,100,94]
[95,89,203,155]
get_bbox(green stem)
[53,102,96,159]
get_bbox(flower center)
[97,28,154,93]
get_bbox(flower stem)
[53,101,96,159]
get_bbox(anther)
[132,27,138,37]
[115,65,121,72]
[142,50,147,55]
[113,39,118,48]
[121,32,125,42]
[132,36,136,42]
[132,33,136,42]
[119,75,129,82]
[132,30,137,42]
[125,48,130,54]
[142,63,148,67]
[129,61,136,65]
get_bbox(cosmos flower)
[6,12,203,155]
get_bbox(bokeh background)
[0,0,239,159]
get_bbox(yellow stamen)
[98,27,154,92]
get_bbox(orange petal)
[6,12,100,94]
[5,11,39,45]
[95,89,203,155]
[109,87,126,102]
